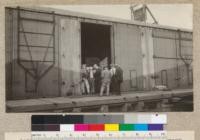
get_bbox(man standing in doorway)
[81,64,90,95]
[93,64,101,94]
[110,64,117,95]
[115,64,123,95]
[88,66,95,94]
[100,66,111,96]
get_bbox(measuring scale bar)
[5,131,195,140]
[31,131,167,140]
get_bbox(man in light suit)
[81,64,90,95]
[100,66,112,96]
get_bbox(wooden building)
[5,7,193,100]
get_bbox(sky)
[46,4,193,30]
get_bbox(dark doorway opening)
[81,22,111,67]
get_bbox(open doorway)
[81,22,111,67]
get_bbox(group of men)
[81,64,123,96]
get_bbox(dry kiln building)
[5,7,193,100]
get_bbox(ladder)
[17,7,56,93]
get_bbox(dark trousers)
[88,78,95,94]
[94,80,101,94]
[116,81,121,95]
[110,76,117,94]
[111,80,121,95]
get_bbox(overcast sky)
[46,4,193,30]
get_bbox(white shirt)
[111,67,116,76]
[89,69,94,78]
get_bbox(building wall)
[152,29,193,89]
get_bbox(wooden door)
[60,18,81,96]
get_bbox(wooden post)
[156,99,171,111]
[121,103,131,112]
[99,105,109,112]
[171,97,181,103]
[72,107,81,112]
[53,110,63,113]
[134,101,145,111]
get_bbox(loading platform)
[6,88,193,112]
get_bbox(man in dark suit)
[93,64,101,94]
[115,64,123,95]
[110,64,117,95]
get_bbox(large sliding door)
[60,18,81,96]
[114,24,143,91]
